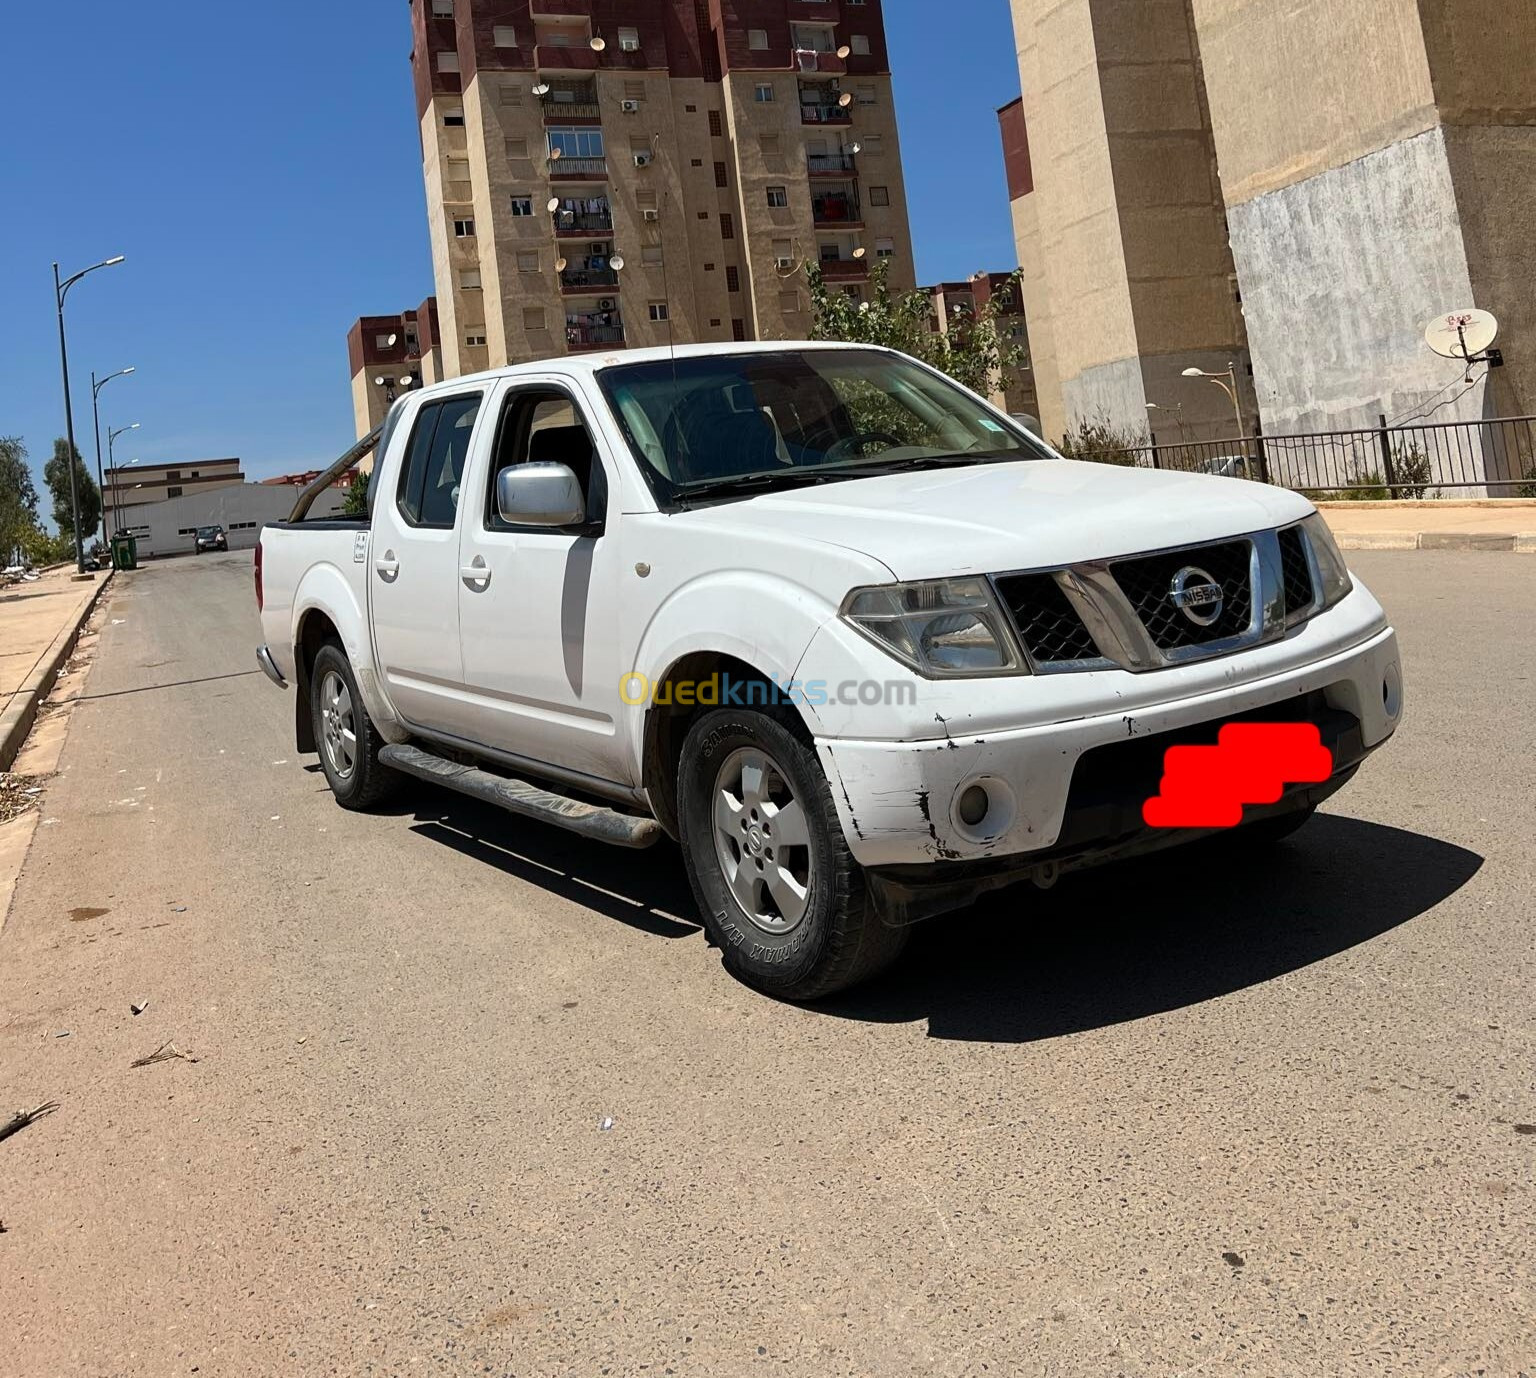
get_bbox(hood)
[674,459,1315,580]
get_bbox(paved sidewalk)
[1319,499,1536,552]
[1,566,111,770]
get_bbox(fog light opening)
[958,784,990,827]
[949,775,1017,843]
[1382,662,1402,719]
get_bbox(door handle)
[460,556,491,589]
[375,550,400,581]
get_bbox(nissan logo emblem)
[1168,565,1225,627]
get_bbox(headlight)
[841,577,1027,677]
[1301,513,1353,609]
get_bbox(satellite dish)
[589,35,606,51]
[609,254,626,271]
[386,333,398,347]
[852,246,866,259]
[846,142,862,155]
[554,256,568,272]
[547,196,561,213]
[532,82,550,97]
[836,44,851,59]
[374,376,387,387]
[1424,309,1498,361]
[837,91,854,107]
[549,146,563,160]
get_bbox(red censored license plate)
[1143,722,1334,829]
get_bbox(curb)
[0,572,114,773]
[1333,532,1535,553]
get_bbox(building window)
[618,27,640,51]
[748,28,768,50]
[460,268,482,289]
[432,0,452,14]
[510,194,533,216]
[548,127,605,160]
[454,217,475,237]
[517,251,539,273]
[493,26,517,47]
[629,134,652,158]
[690,157,703,167]
[500,83,523,105]
[642,244,664,266]
[850,34,871,54]
[869,185,890,206]
[637,190,658,210]
[375,333,395,350]
[754,83,775,103]
[766,186,788,208]
[760,132,781,155]
[862,133,883,154]
[726,265,741,293]
[709,110,723,137]
[624,80,646,101]
[733,319,747,341]
[649,301,669,322]
[772,237,793,263]
[710,318,721,327]
[436,51,460,73]
[465,330,487,347]
[714,161,728,188]
[856,84,876,104]
[444,109,466,127]
[506,136,528,158]
[523,306,546,330]
[167,486,183,499]
[875,237,895,258]
[720,212,734,239]
[779,290,800,314]
[685,103,697,113]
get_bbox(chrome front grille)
[992,523,1322,674]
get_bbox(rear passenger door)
[369,389,485,732]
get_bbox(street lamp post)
[1181,363,1245,442]
[54,255,126,573]
[91,367,135,549]
[107,426,140,538]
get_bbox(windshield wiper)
[829,451,1024,478]
[673,468,850,505]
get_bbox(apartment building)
[1000,0,1534,448]
[347,300,440,440]
[407,0,915,380]
[924,273,1037,419]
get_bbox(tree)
[1,436,41,560]
[43,438,102,546]
[341,469,370,518]
[806,258,1028,401]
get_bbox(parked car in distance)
[1202,453,1255,480]
[195,525,228,553]
[255,343,1402,1001]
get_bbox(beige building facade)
[408,0,915,382]
[1002,0,1534,455]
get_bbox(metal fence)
[1114,415,1536,498]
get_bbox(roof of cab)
[409,339,889,397]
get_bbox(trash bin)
[110,533,139,571]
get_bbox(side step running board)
[379,744,663,849]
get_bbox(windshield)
[197,527,218,537]
[597,349,1050,503]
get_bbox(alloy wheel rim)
[319,670,357,781]
[711,746,813,935]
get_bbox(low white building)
[116,483,348,559]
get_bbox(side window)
[396,394,483,529]
[486,388,606,529]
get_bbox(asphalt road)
[1,550,1531,1376]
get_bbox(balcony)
[549,155,608,179]
[812,187,862,228]
[567,320,625,352]
[552,205,614,235]
[799,85,852,124]
[808,152,857,177]
[534,42,600,72]
[560,267,620,295]
[541,81,600,123]
[794,48,846,76]
[818,257,869,281]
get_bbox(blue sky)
[1,1,1020,496]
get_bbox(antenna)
[1424,308,1500,381]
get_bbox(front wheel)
[311,643,399,810]
[677,708,907,1001]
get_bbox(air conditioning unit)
[621,99,641,113]
[598,298,616,311]
[633,151,653,168]
[775,256,796,270]
[642,208,660,222]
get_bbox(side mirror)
[496,462,587,527]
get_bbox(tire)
[311,642,400,810]
[677,707,907,1001]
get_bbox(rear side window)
[396,394,483,528]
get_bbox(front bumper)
[816,623,1401,872]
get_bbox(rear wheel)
[311,643,399,810]
[677,707,906,1000]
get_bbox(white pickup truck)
[257,342,1401,999]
